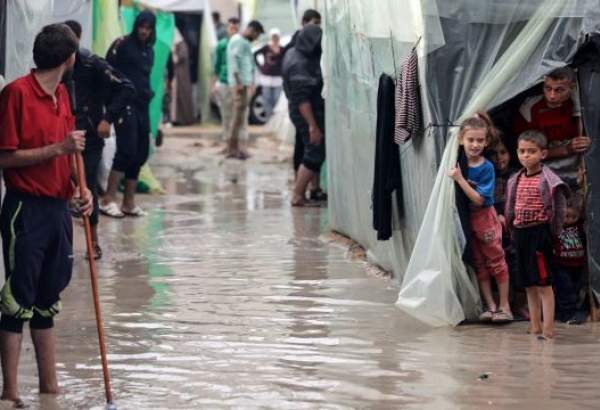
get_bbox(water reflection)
[3,141,600,409]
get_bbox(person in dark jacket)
[283,24,325,207]
[282,9,327,200]
[101,10,156,218]
[64,20,135,259]
[283,9,321,57]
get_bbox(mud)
[3,136,600,410]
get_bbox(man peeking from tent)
[513,67,591,190]
[101,10,156,219]
[0,24,93,406]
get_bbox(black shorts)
[513,224,554,288]
[113,104,151,180]
[0,191,73,324]
[293,118,326,173]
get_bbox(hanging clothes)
[394,48,421,144]
[373,74,404,241]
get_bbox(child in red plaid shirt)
[505,130,569,339]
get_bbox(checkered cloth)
[394,49,421,144]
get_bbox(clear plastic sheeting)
[427,0,600,23]
[5,0,53,82]
[323,0,600,326]
[323,0,438,287]
[400,0,594,326]
[4,0,93,83]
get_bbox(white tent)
[323,0,600,326]
[4,0,93,82]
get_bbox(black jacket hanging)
[373,74,404,241]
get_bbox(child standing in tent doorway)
[505,131,569,339]
[448,114,513,323]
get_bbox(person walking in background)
[0,24,93,406]
[254,28,284,120]
[283,24,325,207]
[213,12,228,41]
[63,20,135,259]
[213,17,240,143]
[101,10,156,218]
[226,20,265,160]
[283,9,326,201]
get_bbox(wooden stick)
[75,152,114,404]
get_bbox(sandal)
[309,189,328,201]
[478,309,494,322]
[100,202,125,218]
[291,198,321,207]
[121,205,147,217]
[492,310,514,323]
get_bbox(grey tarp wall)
[324,0,600,325]
[575,35,600,299]
[0,1,6,76]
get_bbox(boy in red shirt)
[505,131,569,339]
[0,24,92,406]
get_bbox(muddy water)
[6,139,600,409]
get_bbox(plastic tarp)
[0,1,6,76]
[323,0,600,326]
[5,0,53,82]
[323,0,437,295]
[92,0,123,56]
[4,0,93,83]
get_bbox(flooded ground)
[4,135,600,409]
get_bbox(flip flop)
[478,309,494,322]
[291,200,321,208]
[309,189,328,201]
[492,310,514,323]
[121,205,147,217]
[100,202,125,218]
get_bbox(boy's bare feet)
[1,394,25,408]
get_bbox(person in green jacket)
[212,17,240,143]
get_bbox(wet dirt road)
[6,137,600,409]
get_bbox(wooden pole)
[75,152,114,404]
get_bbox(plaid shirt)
[505,165,569,235]
[513,172,548,226]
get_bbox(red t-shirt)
[513,95,579,143]
[0,72,75,200]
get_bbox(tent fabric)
[4,0,93,82]
[92,0,123,56]
[139,0,216,47]
[5,0,53,82]
[573,34,600,301]
[0,1,6,76]
[323,0,600,327]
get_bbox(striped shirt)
[514,171,548,227]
